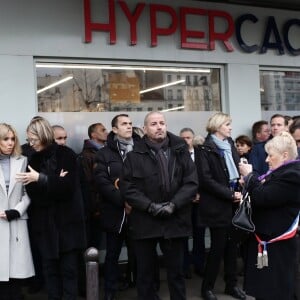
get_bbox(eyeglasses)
[26,138,40,145]
[56,136,67,140]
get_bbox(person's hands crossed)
[148,202,175,217]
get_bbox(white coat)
[0,155,35,281]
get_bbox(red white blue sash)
[255,213,299,269]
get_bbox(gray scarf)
[116,137,134,159]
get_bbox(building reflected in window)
[36,63,221,112]
[260,71,300,111]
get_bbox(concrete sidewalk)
[23,262,255,300]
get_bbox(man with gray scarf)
[94,114,140,300]
[120,112,198,300]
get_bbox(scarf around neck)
[145,136,170,198]
[258,159,300,182]
[211,134,239,180]
[116,136,134,159]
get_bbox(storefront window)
[36,63,221,112]
[260,70,300,111]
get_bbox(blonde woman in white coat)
[0,123,34,300]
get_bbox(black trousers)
[43,250,79,300]
[104,231,125,294]
[0,279,23,300]
[201,226,241,292]
[134,237,186,300]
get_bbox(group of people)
[0,111,300,300]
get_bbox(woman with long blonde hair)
[0,123,34,300]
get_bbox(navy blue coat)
[244,161,300,300]
[249,140,268,175]
[196,135,240,227]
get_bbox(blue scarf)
[211,134,239,180]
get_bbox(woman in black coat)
[16,117,86,300]
[239,132,300,300]
[196,112,246,300]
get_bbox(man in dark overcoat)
[119,111,198,300]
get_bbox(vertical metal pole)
[84,247,99,300]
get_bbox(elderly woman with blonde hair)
[239,131,300,300]
[0,123,34,300]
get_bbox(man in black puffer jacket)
[94,114,140,300]
[119,111,198,300]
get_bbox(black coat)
[93,131,140,233]
[119,132,198,240]
[196,135,240,227]
[244,161,300,300]
[26,143,86,259]
[79,139,103,219]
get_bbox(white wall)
[0,0,299,148]
[225,64,261,137]
[0,55,36,141]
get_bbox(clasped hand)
[16,165,68,185]
[148,202,175,217]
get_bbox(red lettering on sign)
[180,7,208,50]
[150,4,178,47]
[119,1,146,45]
[208,10,234,51]
[84,0,116,44]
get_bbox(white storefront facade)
[0,0,299,152]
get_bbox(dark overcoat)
[196,135,240,227]
[244,161,300,300]
[26,143,86,259]
[79,139,102,218]
[93,131,140,233]
[119,132,198,240]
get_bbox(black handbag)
[232,192,255,232]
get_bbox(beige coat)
[0,155,34,281]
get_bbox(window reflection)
[260,71,300,111]
[36,64,221,112]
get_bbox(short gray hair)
[265,131,298,160]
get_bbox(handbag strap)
[241,173,254,197]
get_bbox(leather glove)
[148,202,166,217]
[159,202,175,217]
[5,209,21,221]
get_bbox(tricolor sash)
[255,213,299,269]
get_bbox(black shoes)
[202,290,218,300]
[225,286,246,299]
[202,286,246,300]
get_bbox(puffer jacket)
[94,131,140,233]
